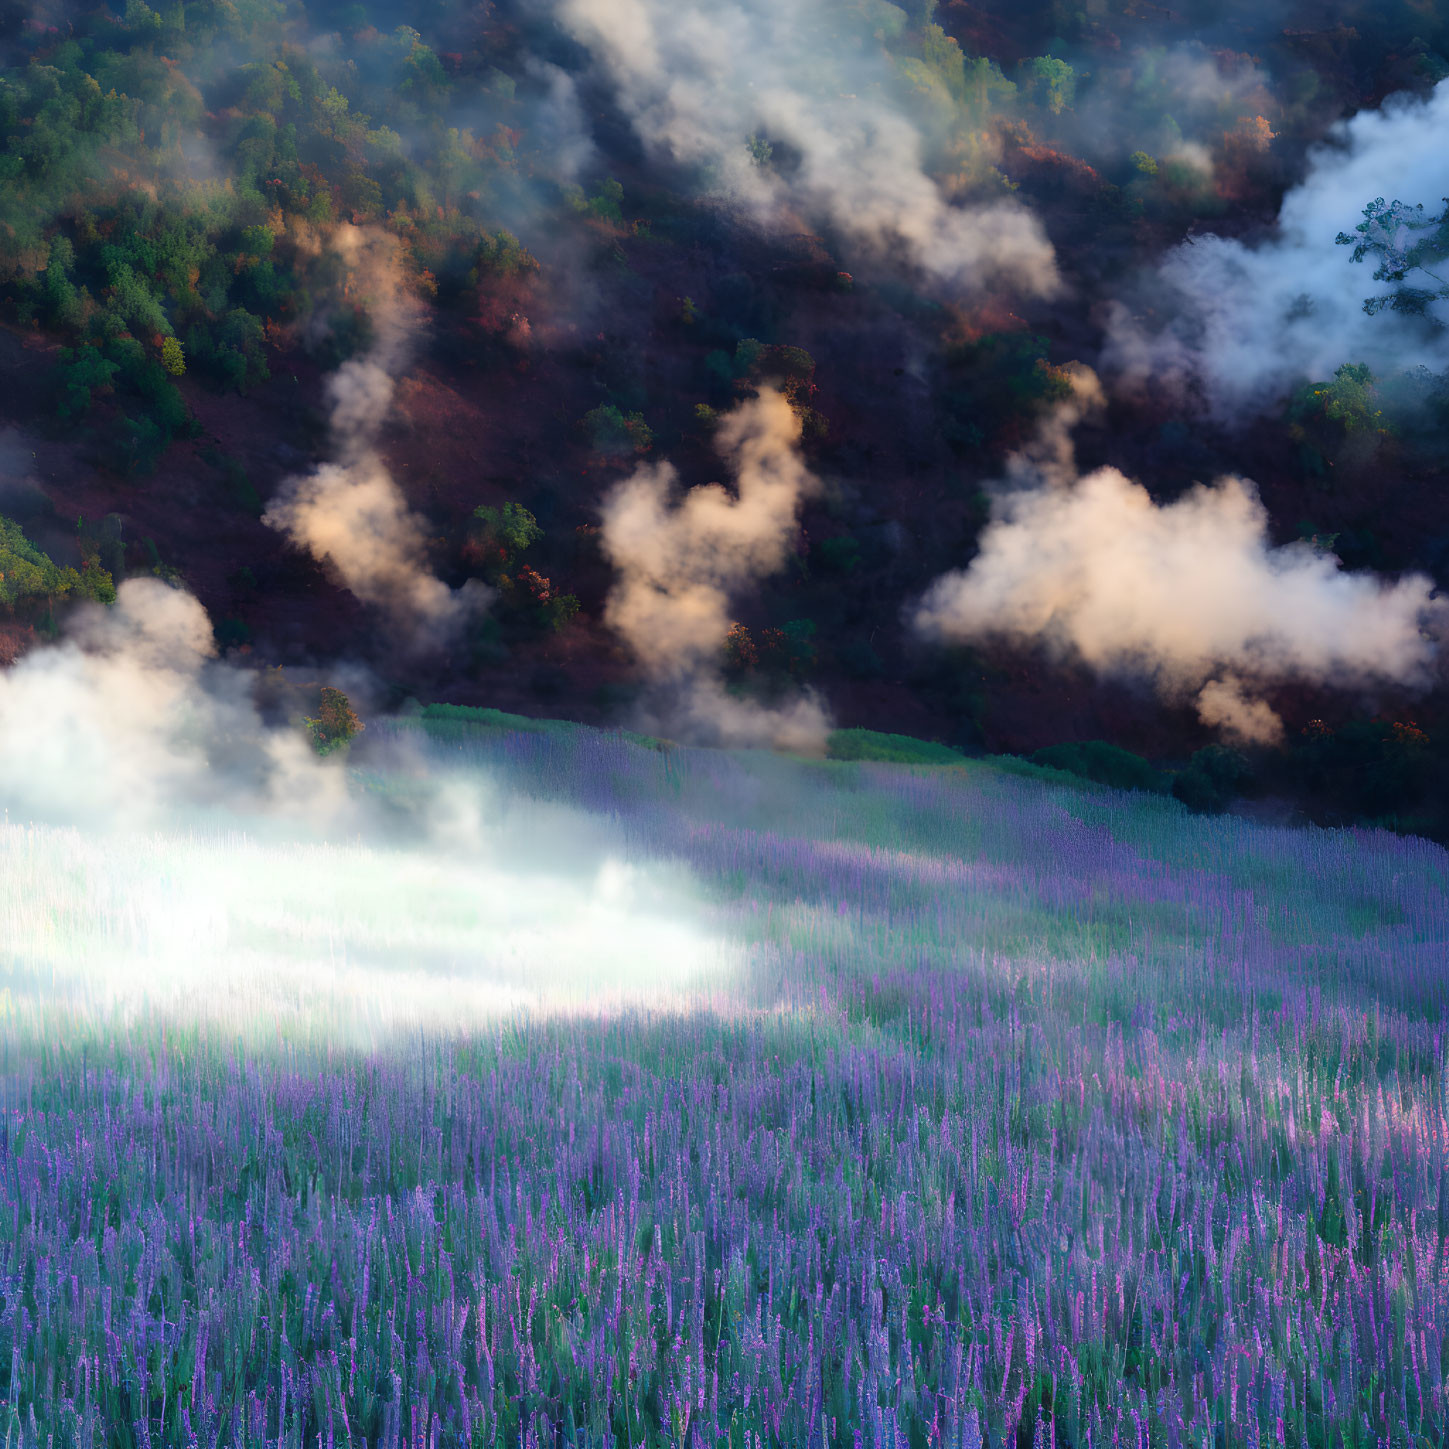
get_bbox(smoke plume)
[913,380,1445,740]
[0,578,349,828]
[264,225,489,646]
[551,0,1058,297]
[1104,79,1449,414]
[600,387,830,751]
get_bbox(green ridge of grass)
[825,728,968,765]
[398,710,1172,799]
[403,701,668,751]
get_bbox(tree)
[1173,745,1253,814]
[582,404,652,455]
[1286,362,1390,483]
[55,345,119,417]
[0,514,115,609]
[470,502,542,564]
[303,687,364,756]
[1020,56,1076,115]
[1290,363,1383,436]
[1337,197,1449,319]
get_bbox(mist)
[1104,78,1449,414]
[1061,43,1276,187]
[0,575,740,1036]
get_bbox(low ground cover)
[1,718,1446,1447]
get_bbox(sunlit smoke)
[551,0,1058,297]
[264,225,490,646]
[1104,79,1449,414]
[913,380,1445,739]
[999,362,1104,491]
[600,388,830,751]
[1196,675,1284,746]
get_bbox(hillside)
[0,0,1446,838]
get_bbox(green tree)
[55,345,119,417]
[471,502,543,562]
[1337,197,1449,318]
[0,514,115,609]
[1020,56,1076,115]
[1291,363,1382,435]
[920,24,967,99]
[472,231,538,280]
[1173,745,1253,814]
[583,403,652,455]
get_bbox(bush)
[1172,744,1253,814]
[470,502,542,564]
[1289,718,1432,822]
[583,404,652,455]
[55,346,119,418]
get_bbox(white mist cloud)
[0,578,348,828]
[913,381,1445,739]
[638,677,832,755]
[0,813,742,1041]
[0,582,742,1037]
[552,0,1058,297]
[525,59,596,184]
[1104,79,1449,413]
[600,388,830,751]
[264,225,489,646]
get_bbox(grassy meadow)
[0,711,1446,1447]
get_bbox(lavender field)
[3,713,1448,1448]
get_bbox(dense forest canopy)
[0,0,1446,833]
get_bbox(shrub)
[470,502,543,564]
[1172,744,1253,813]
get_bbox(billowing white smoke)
[913,376,1444,743]
[264,225,489,645]
[552,0,1058,296]
[0,578,348,826]
[1105,79,1449,413]
[600,388,830,751]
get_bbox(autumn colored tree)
[304,687,364,756]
